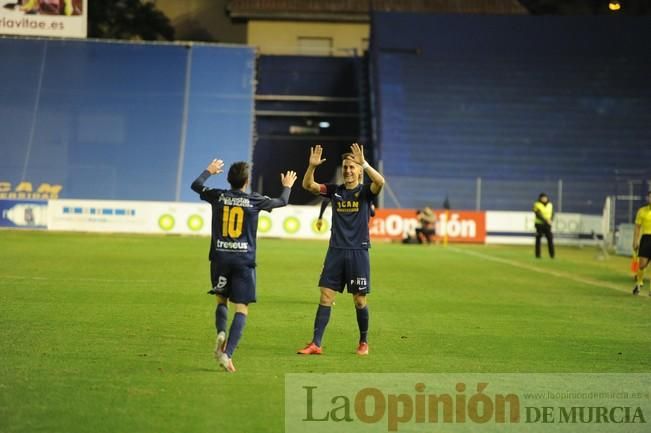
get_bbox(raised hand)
[207,159,224,175]
[350,143,365,166]
[281,170,298,188]
[309,145,326,167]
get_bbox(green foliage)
[0,231,649,433]
[89,0,174,41]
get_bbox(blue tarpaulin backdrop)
[0,38,255,202]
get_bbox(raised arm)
[302,145,326,195]
[259,171,298,210]
[191,158,224,193]
[350,143,384,195]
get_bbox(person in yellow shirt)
[632,191,651,295]
[533,193,554,259]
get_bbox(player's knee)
[353,295,367,309]
[319,295,334,306]
[234,303,248,315]
[319,288,336,306]
[216,295,228,306]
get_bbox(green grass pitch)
[1,230,649,433]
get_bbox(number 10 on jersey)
[222,206,244,238]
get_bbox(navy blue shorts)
[318,248,370,295]
[210,258,256,304]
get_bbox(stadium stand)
[370,13,651,214]
[252,54,370,204]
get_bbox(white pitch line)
[0,275,163,284]
[448,247,643,297]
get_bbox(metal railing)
[380,175,651,223]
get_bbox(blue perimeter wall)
[0,38,255,202]
[371,13,651,213]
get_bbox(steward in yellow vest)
[533,193,554,259]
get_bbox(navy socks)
[312,304,332,347]
[225,312,247,358]
[216,303,228,334]
[356,306,369,344]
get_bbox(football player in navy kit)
[298,143,385,356]
[192,158,297,372]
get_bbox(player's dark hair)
[228,162,249,189]
[538,193,548,200]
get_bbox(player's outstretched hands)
[207,159,224,175]
[350,142,366,166]
[309,145,326,167]
[281,170,298,188]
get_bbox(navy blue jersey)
[321,183,376,250]
[192,170,290,264]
